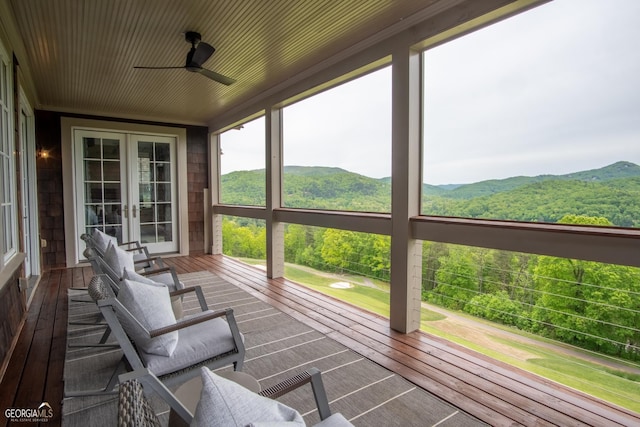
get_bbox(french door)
[74,129,178,255]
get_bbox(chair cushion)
[150,272,185,292]
[116,279,178,357]
[141,312,237,376]
[123,266,184,292]
[93,228,117,253]
[314,414,353,427]
[191,368,304,427]
[123,268,184,319]
[105,241,135,276]
[123,267,161,286]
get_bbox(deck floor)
[1,254,639,426]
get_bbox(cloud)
[221,0,640,186]
[423,0,640,184]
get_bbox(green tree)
[531,215,640,358]
[465,291,523,326]
[429,246,478,310]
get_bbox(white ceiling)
[7,0,452,126]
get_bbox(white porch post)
[210,132,223,254]
[266,108,285,278]
[390,47,423,333]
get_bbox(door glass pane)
[156,183,171,202]
[103,139,120,159]
[85,160,101,180]
[159,223,172,242]
[103,183,121,202]
[155,144,170,161]
[139,204,154,222]
[105,205,122,224]
[139,182,151,202]
[85,183,103,203]
[103,161,120,181]
[138,142,153,161]
[137,141,173,244]
[157,203,171,222]
[156,163,170,181]
[81,136,122,242]
[84,138,101,158]
[85,205,101,226]
[140,224,156,244]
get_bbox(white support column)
[390,47,423,333]
[210,132,223,254]
[266,108,285,278]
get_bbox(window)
[0,41,16,265]
[219,116,266,206]
[283,67,391,212]
[422,0,640,228]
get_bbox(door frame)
[18,89,40,280]
[61,117,189,266]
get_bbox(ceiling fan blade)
[198,68,236,85]
[133,66,185,69]
[191,42,215,66]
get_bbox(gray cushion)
[314,414,353,427]
[123,267,184,319]
[141,312,237,376]
[92,228,117,253]
[191,367,304,427]
[105,241,135,276]
[116,278,178,357]
[124,266,184,292]
[148,272,185,292]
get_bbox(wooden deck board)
[2,254,639,427]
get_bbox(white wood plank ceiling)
[7,0,446,125]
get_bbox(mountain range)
[221,161,640,227]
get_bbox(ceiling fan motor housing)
[185,31,202,45]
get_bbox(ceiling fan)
[134,31,236,85]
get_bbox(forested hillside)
[221,161,640,226]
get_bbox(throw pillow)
[191,368,305,427]
[116,278,178,356]
[104,241,135,276]
[123,267,161,286]
[92,228,117,253]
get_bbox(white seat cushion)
[141,312,238,376]
[192,367,304,427]
[116,278,178,356]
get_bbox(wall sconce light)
[36,146,50,159]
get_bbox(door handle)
[123,205,128,219]
[132,205,137,218]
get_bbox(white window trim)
[0,38,17,268]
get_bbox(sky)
[220,0,640,185]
